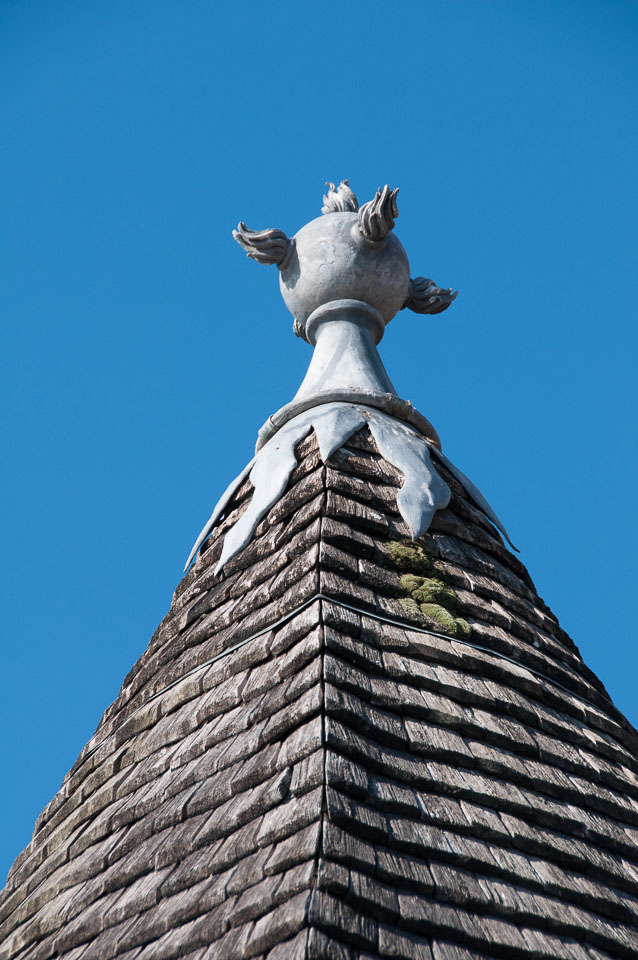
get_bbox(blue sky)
[1,0,636,879]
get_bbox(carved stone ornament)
[186,182,514,572]
[232,223,290,266]
[321,179,359,214]
[358,184,400,242]
[404,276,458,315]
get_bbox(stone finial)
[232,180,457,343]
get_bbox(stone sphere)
[279,212,411,332]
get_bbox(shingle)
[306,927,354,959]
[322,517,376,560]
[405,719,473,765]
[459,801,510,842]
[249,891,310,955]
[263,821,321,877]
[430,942,490,960]
[256,785,323,848]
[348,869,399,924]
[375,847,433,895]
[322,823,375,874]
[326,788,388,844]
[205,817,263,875]
[308,891,378,950]
[277,715,323,768]
[325,627,384,672]
[265,928,309,959]
[397,894,468,940]
[325,750,370,800]
[325,684,407,749]
[315,858,350,897]
[369,777,420,818]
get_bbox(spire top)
[184,181,513,574]
[232,179,457,345]
[229,179,460,451]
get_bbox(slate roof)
[2,427,638,960]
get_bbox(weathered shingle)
[1,428,637,959]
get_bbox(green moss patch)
[387,539,472,640]
[419,603,471,639]
[398,597,424,621]
[385,541,436,577]
[400,574,458,611]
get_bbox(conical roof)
[2,183,638,960]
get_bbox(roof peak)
[184,184,512,575]
[232,181,457,448]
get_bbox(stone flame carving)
[404,276,458,315]
[232,223,290,266]
[321,179,359,214]
[358,184,400,242]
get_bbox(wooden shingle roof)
[2,427,638,960]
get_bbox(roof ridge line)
[73,595,326,774]
[69,593,634,782]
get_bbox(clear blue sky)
[1,0,636,880]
